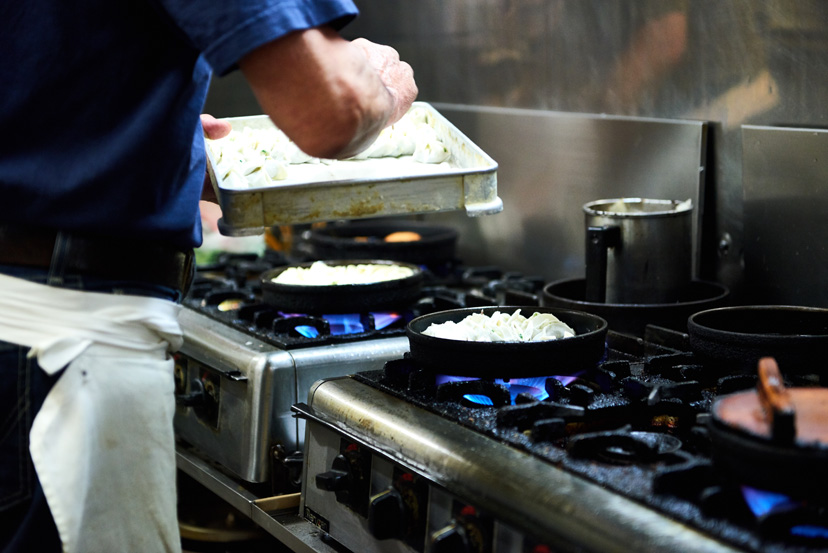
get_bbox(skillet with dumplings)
[260,259,423,313]
[406,306,608,378]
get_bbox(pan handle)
[757,357,796,444]
[584,225,620,303]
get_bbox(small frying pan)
[260,259,423,313]
[687,305,828,375]
[406,306,608,377]
[708,357,828,500]
[307,221,458,265]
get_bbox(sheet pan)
[205,102,501,236]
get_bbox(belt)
[0,224,194,293]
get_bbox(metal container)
[583,198,693,304]
[205,102,501,236]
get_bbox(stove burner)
[496,401,586,431]
[185,254,549,349]
[567,426,683,465]
[436,379,511,408]
[434,375,569,406]
[273,315,331,338]
[744,486,828,543]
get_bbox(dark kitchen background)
[203,0,828,308]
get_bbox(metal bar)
[303,376,745,553]
[176,446,342,553]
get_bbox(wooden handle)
[757,357,796,444]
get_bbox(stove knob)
[175,379,206,407]
[315,468,349,491]
[368,487,405,540]
[429,523,470,553]
[315,454,351,495]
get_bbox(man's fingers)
[200,114,232,140]
[350,39,417,125]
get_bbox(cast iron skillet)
[406,306,608,377]
[307,221,458,265]
[708,357,828,500]
[260,259,423,313]
[687,305,828,375]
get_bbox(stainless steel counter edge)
[176,446,343,553]
[303,376,744,553]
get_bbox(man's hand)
[200,114,232,203]
[239,26,418,160]
[350,38,417,126]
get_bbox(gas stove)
[173,252,546,489]
[173,252,827,553]
[295,325,828,553]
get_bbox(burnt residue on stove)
[185,254,552,349]
[353,329,828,553]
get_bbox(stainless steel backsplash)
[204,0,828,307]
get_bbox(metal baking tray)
[205,102,501,236]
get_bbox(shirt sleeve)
[155,0,359,76]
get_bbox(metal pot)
[687,306,828,376]
[406,306,608,378]
[583,198,693,304]
[708,357,828,500]
[260,260,424,313]
[541,278,729,336]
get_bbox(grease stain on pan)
[331,196,386,218]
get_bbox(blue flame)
[372,311,402,330]
[741,486,797,517]
[439,375,584,405]
[553,375,579,386]
[507,379,548,402]
[436,375,477,385]
[792,526,828,539]
[295,325,319,338]
[742,486,828,539]
[324,314,365,335]
[464,394,494,406]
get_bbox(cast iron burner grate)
[351,327,828,553]
[183,252,549,349]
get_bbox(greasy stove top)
[184,252,545,349]
[351,327,828,553]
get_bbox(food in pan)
[422,309,576,342]
[341,231,422,243]
[207,106,451,189]
[271,261,415,286]
[384,231,422,242]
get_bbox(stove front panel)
[174,308,411,484]
[298,376,739,553]
[301,405,532,553]
[174,309,297,483]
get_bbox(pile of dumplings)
[422,309,576,342]
[207,106,451,189]
[271,261,416,286]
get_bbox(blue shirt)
[0,0,358,249]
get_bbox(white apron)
[0,273,184,553]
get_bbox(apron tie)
[0,273,184,553]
